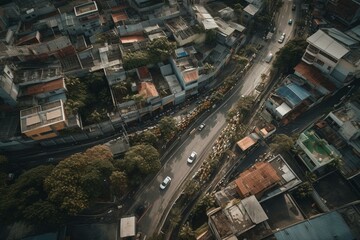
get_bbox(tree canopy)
[121,144,160,187]
[274,38,307,73]
[147,37,177,62]
[158,116,178,140]
[0,165,63,225]
[269,134,295,153]
[45,145,114,215]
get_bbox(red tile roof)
[183,69,198,83]
[235,162,281,198]
[112,12,128,23]
[294,62,336,92]
[139,82,159,99]
[24,78,65,96]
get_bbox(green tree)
[203,63,215,74]
[147,37,176,62]
[122,144,160,186]
[183,181,200,198]
[179,222,196,240]
[0,165,64,225]
[110,171,128,198]
[158,116,178,140]
[269,134,295,153]
[169,207,182,227]
[45,145,114,215]
[274,38,307,73]
[295,182,313,198]
[123,51,151,70]
[129,131,159,147]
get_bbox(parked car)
[288,19,293,25]
[278,33,286,43]
[160,176,172,190]
[187,151,197,164]
[264,52,273,63]
[198,123,206,131]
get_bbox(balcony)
[306,45,320,55]
[302,53,316,64]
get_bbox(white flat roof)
[276,102,292,117]
[120,216,136,238]
[307,30,349,60]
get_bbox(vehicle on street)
[288,19,293,25]
[264,52,273,63]
[160,176,172,190]
[187,151,197,164]
[292,4,296,11]
[278,33,286,43]
[198,123,206,131]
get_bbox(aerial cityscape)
[0,0,359,239]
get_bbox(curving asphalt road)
[130,2,298,236]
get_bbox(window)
[316,59,324,66]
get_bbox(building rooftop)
[137,66,152,81]
[298,130,338,166]
[294,62,336,92]
[120,216,136,238]
[235,161,281,198]
[74,1,98,17]
[244,4,259,16]
[20,99,65,133]
[274,211,355,240]
[15,67,63,86]
[182,68,198,84]
[138,81,159,99]
[209,196,268,239]
[237,133,259,151]
[164,74,182,94]
[22,78,65,96]
[119,35,146,44]
[307,29,349,60]
[276,83,311,108]
[112,11,128,23]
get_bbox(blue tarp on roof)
[276,83,310,108]
[274,211,354,240]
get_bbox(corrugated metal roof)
[307,30,349,59]
[274,211,354,240]
[244,4,259,16]
[276,83,310,107]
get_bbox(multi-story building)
[0,64,18,107]
[59,1,102,37]
[170,46,199,97]
[296,129,342,172]
[20,99,68,140]
[302,28,360,86]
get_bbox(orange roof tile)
[120,35,146,44]
[237,136,257,151]
[112,12,128,23]
[139,82,159,98]
[183,69,198,83]
[294,62,336,92]
[235,162,281,198]
[24,78,65,96]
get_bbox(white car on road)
[187,151,197,164]
[160,176,172,190]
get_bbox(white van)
[264,52,273,63]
